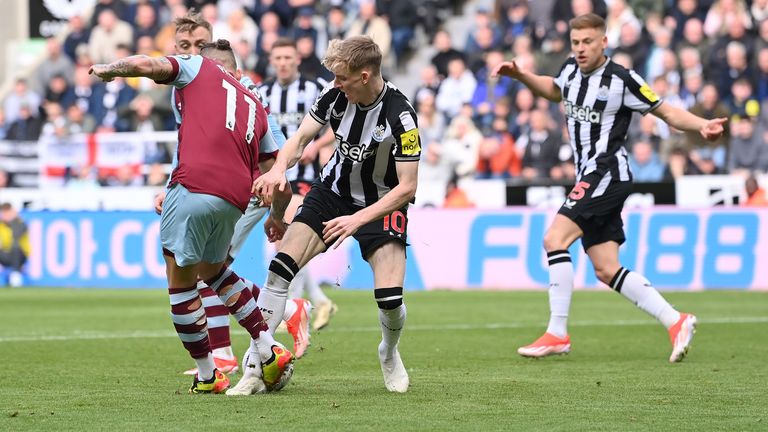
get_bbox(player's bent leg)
[520,215,582,358]
[588,242,696,362]
[368,241,409,393]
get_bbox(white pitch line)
[0,316,766,343]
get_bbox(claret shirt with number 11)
[156,54,269,212]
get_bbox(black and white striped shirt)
[259,77,325,183]
[554,57,662,192]
[309,81,421,207]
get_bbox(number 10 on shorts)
[383,211,406,234]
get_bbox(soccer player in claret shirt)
[259,37,339,333]
[493,13,726,362]
[90,40,295,394]
[153,11,313,376]
[246,36,420,394]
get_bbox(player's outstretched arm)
[253,114,324,203]
[89,55,174,83]
[322,160,418,249]
[491,60,561,102]
[651,102,728,141]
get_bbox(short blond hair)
[569,13,605,32]
[322,36,382,76]
[174,9,212,35]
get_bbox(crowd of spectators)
[1,0,768,206]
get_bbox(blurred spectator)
[629,139,665,182]
[43,74,73,108]
[663,147,702,181]
[3,79,42,124]
[666,0,706,44]
[35,38,75,95]
[471,50,515,132]
[645,27,673,81]
[0,169,7,187]
[435,57,476,121]
[605,0,641,49]
[146,163,168,186]
[728,113,768,175]
[751,0,768,22]
[39,102,68,139]
[91,77,137,132]
[536,30,569,77]
[509,86,535,139]
[678,46,703,81]
[234,38,258,72]
[6,105,43,141]
[296,35,333,82]
[466,26,502,73]
[247,0,294,29]
[465,7,502,51]
[679,69,704,108]
[679,17,709,67]
[291,7,318,47]
[102,163,143,187]
[63,15,91,63]
[522,0,557,45]
[90,0,128,27]
[443,175,475,208]
[379,0,417,66]
[612,21,646,72]
[500,1,531,49]
[709,24,754,93]
[0,203,29,287]
[727,78,760,117]
[256,12,284,57]
[475,119,520,179]
[611,52,633,69]
[65,104,96,135]
[119,94,165,132]
[325,5,348,41]
[255,31,280,79]
[89,9,134,64]
[415,94,451,207]
[430,30,465,79]
[553,0,606,35]
[687,83,730,166]
[220,8,259,51]
[346,0,392,60]
[412,65,441,106]
[154,2,189,53]
[744,176,768,206]
[518,109,560,180]
[755,47,768,102]
[443,115,482,180]
[133,2,160,46]
[68,66,96,116]
[704,0,752,38]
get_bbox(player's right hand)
[253,168,287,206]
[491,60,522,79]
[153,191,166,215]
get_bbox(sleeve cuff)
[154,56,179,85]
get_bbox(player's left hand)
[264,213,287,242]
[88,64,115,82]
[322,215,363,249]
[700,117,727,140]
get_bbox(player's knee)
[543,231,567,252]
[593,265,617,285]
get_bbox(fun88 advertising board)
[20,208,768,290]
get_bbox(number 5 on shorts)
[568,181,591,200]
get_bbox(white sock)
[194,353,215,380]
[379,304,406,358]
[282,298,298,321]
[212,346,235,360]
[545,250,573,338]
[257,270,291,332]
[251,331,278,363]
[303,269,330,305]
[287,272,304,299]
[612,268,680,329]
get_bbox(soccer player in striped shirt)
[90,40,295,393]
[245,36,420,394]
[493,13,726,362]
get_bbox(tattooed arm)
[89,56,174,83]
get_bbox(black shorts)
[289,180,313,197]
[292,181,408,260]
[557,172,632,252]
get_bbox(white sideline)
[0,316,766,343]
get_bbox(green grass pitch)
[0,288,766,431]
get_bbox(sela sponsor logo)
[336,134,376,161]
[564,101,602,124]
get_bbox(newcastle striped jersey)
[259,77,325,183]
[554,57,662,188]
[309,81,421,207]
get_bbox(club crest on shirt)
[596,85,610,101]
[371,124,386,142]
